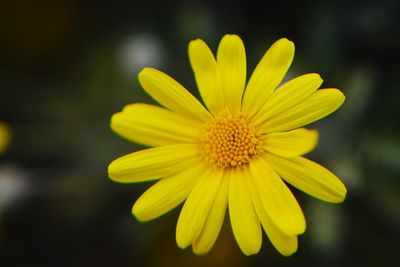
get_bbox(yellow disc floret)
[203,111,262,168]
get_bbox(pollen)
[203,111,263,168]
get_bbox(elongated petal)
[242,38,294,118]
[229,169,262,255]
[217,34,246,113]
[189,39,223,114]
[138,68,211,122]
[253,73,323,126]
[111,104,202,147]
[261,89,345,133]
[249,157,306,236]
[176,167,223,249]
[192,174,228,255]
[262,128,319,158]
[132,163,207,222]
[108,144,202,183]
[265,153,347,203]
[245,170,298,256]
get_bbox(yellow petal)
[132,163,207,222]
[138,68,211,122]
[242,38,294,118]
[111,103,202,147]
[249,157,306,236]
[261,215,298,256]
[192,174,228,255]
[245,170,298,256]
[228,169,262,255]
[176,167,223,249]
[265,153,347,203]
[0,122,11,153]
[262,128,319,158]
[188,39,224,114]
[261,89,345,133]
[252,73,323,126]
[217,34,246,113]
[108,144,202,183]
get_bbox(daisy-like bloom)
[0,122,10,153]
[108,34,347,256]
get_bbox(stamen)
[203,111,262,168]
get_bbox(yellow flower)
[0,122,10,153]
[108,34,347,256]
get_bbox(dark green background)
[0,0,399,266]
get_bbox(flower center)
[203,111,262,168]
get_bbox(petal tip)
[107,161,116,175]
[241,246,261,256]
[331,89,346,109]
[138,69,149,84]
[299,215,307,234]
[222,33,241,40]
[138,67,152,76]
[107,168,121,183]
[280,247,298,257]
[107,159,131,184]
[339,90,346,102]
[131,202,149,222]
[333,183,347,203]
[329,88,345,100]
[283,215,306,236]
[310,129,320,144]
[107,173,120,183]
[188,38,204,49]
[176,236,191,250]
[277,37,295,48]
[110,112,123,128]
[329,88,346,102]
[192,245,210,255]
[310,73,323,83]
[138,67,161,82]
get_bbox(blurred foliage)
[0,0,399,266]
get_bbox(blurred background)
[0,0,399,266]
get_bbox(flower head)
[108,34,346,256]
